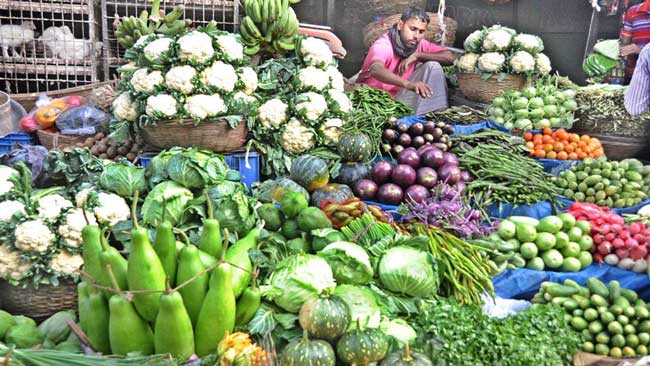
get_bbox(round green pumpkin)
[310,183,354,207]
[280,330,336,366]
[380,345,433,366]
[256,177,309,203]
[290,155,330,192]
[299,293,351,342]
[338,133,373,163]
[337,163,371,187]
[337,320,389,366]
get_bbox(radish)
[615,248,630,259]
[630,223,642,235]
[598,242,613,255]
[625,238,639,247]
[593,234,605,244]
[594,253,604,263]
[630,245,647,260]
[632,259,648,273]
[620,231,631,240]
[633,233,645,243]
[618,258,635,270]
[642,229,650,237]
[604,253,619,265]
[612,238,625,248]
[605,233,617,242]
[611,223,624,233]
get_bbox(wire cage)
[101,0,240,80]
[0,0,102,94]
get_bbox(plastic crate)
[0,133,35,154]
[137,151,260,190]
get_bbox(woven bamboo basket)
[0,280,77,320]
[363,12,458,48]
[141,118,249,153]
[37,129,88,151]
[456,72,528,104]
[12,81,116,112]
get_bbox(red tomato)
[66,95,84,107]
[19,115,40,133]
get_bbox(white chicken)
[0,21,36,58]
[39,25,102,61]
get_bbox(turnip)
[618,258,635,270]
[632,259,648,273]
[612,238,625,248]
[615,248,630,259]
[604,253,619,265]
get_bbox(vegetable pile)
[74,132,144,162]
[426,105,487,126]
[554,158,650,208]
[525,128,604,160]
[568,202,650,272]
[450,127,528,156]
[583,40,620,82]
[534,278,650,358]
[0,310,79,351]
[348,87,414,119]
[381,119,454,155]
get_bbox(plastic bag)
[480,294,531,318]
[19,95,85,133]
[0,144,49,187]
[55,105,109,136]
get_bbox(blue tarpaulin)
[493,264,650,301]
[534,158,581,175]
[486,201,555,220]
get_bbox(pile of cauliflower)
[112,29,259,124]
[254,37,351,155]
[456,25,552,76]
[0,164,130,286]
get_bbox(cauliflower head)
[301,37,334,67]
[258,98,289,129]
[238,67,258,95]
[131,68,164,94]
[49,250,84,275]
[0,200,25,222]
[0,165,18,182]
[0,181,14,195]
[280,119,315,154]
[112,92,139,122]
[0,245,31,281]
[325,66,345,91]
[215,34,244,61]
[177,31,215,65]
[456,53,480,73]
[37,194,73,220]
[482,29,513,52]
[509,51,536,73]
[296,92,328,121]
[94,192,131,226]
[185,94,228,120]
[59,208,97,248]
[327,89,352,113]
[143,37,174,62]
[15,219,56,253]
[145,94,178,118]
[298,66,330,91]
[233,91,257,105]
[477,52,506,73]
[535,53,552,75]
[320,118,345,145]
[165,65,198,95]
[514,34,544,54]
[464,29,485,53]
[201,61,238,93]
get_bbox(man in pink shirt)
[357,7,455,115]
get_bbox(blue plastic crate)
[137,151,260,190]
[0,133,35,154]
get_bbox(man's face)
[398,17,428,47]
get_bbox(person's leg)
[395,61,448,115]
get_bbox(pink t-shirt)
[357,32,447,97]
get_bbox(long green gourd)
[153,206,178,286]
[108,294,154,356]
[154,291,195,359]
[86,292,110,354]
[77,281,90,334]
[81,225,103,284]
[225,227,261,298]
[198,193,222,258]
[98,230,128,297]
[176,245,208,328]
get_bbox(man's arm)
[369,61,432,97]
[414,50,455,66]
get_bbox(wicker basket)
[363,12,458,48]
[0,280,77,320]
[456,72,528,104]
[141,118,249,153]
[12,81,116,112]
[37,129,88,151]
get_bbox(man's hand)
[406,81,432,98]
[398,53,418,74]
[621,44,642,57]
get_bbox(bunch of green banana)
[115,0,191,49]
[240,0,300,56]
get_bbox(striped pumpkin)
[299,293,351,341]
[280,330,336,366]
[338,133,373,163]
[337,320,389,366]
[290,155,330,192]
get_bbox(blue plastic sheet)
[493,264,650,301]
[534,158,580,175]
[451,121,510,135]
[486,201,554,220]
[396,115,425,127]
[557,197,650,215]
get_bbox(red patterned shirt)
[621,2,650,78]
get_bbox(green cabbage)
[266,254,336,313]
[141,181,193,226]
[378,246,438,298]
[380,318,417,347]
[593,39,620,60]
[166,148,230,189]
[318,241,374,285]
[333,285,382,329]
[98,162,146,198]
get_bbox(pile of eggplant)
[382,120,455,155]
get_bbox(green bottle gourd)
[108,294,154,356]
[176,245,208,327]
[198,193,222,258]
[154,291,195,360]
[153,220,178,286]
[235,280,262,327]
[77,281,90,333]
[194,253,236,356]
[82,225,103,284]
[127,192,166,322]
[176,241,217,268]
[86,291,111,354]
[97,231,129,297]
[225,227,261,298]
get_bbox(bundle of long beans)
[426,106,487,125]
[459,144,561,205]
[410,224,494,305]
[451,128,528,156]
[348,87,414,118]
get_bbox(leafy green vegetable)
[166,148,229,189]
[98,162,146,198]
[317,241,374,285]
[141,181,193,226]
[378,246,439,298]
[211,190,256,237]
[42,148,105,192]
[333,285,382,329]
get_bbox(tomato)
[534,149,546,158]
[547,151,557,159]
[543,127,553,136]
[557,151,568,160]
[568,152,578,160]
[65,95,84,107]
[554,142,564,152]
[524,132,533,141]
[544,144,554,153]
[19,115,39,133]
[526,141,535,150]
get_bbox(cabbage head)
[380,318,417,347]
[463,29,485,53]
[333,284,382,329]
[166,148,229,189]
[141,181,193,226]
[318,241,373,285]
[267,254,336,313]
[98,162,146,198]
[378,246,438,298]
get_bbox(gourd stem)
[404,343,413,362]
[302,329,309,342]
[132,191,140,230]
[221,228,230,261]
[204,191,214,220]
[356,317,363,331]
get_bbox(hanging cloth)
[437,0,447,46]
